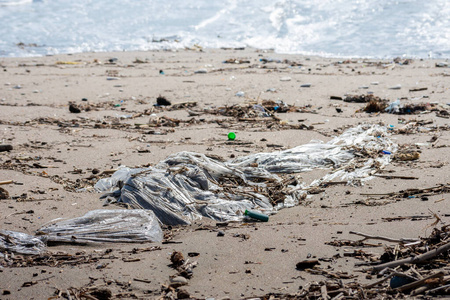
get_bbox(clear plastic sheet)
[96,124,396,225]
[0,230,46,255]
[37,209,163,243]
[117,161,268,225]
[228,123,395,173]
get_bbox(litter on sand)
[1,124,398,254]
[0,209,163,255]
[96,124,397,225]
[37,209,163,243]
[0,230,46,255]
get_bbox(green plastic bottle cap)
[228,132,236,140]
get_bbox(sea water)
[0,0,449,58]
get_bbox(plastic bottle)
[244,210,269,222]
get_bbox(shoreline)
[3,46,450,60]
[1,48,449,299]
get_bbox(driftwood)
[374,174,418,180]
[363,268,416,289]
[360,183,450,197]
[426,283,450,295]
[349,231,419,243]
[409,87,428,92]
[396,271,444,292]
[367,241,450,272]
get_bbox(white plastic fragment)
[385,99,401,113]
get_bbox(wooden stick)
[331,292,344,300]
[367,241,450,272]
[321,285,329,300]
[363,268,416,289]
[0,180,13,185]
[409,87,428,92]
[426,283,450,295]
[349,231,419,243]
[321,181,348,186]
[396,272,444,292]
[374,174,418,180]
[360,192,393,196]
[134,278,151,283]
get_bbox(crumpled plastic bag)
[95,124,397,225]
[0,230,46,255]
[98,157,271,225]
[37,209,163,243]
[1,210,163,255]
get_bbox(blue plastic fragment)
[390,276,415,288]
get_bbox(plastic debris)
[96,124,397,225]
[228,132,236,140]
[389,84,402,90]
[385,99,401,113]
[435,62,448,67]
[252,104,270,117]
[37,209,163,243]
[0,230,46,255]
[194,69,207,74]
[244,210,269,222]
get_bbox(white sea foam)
[0,0,448,58]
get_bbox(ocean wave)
[0,0,449,58]
[0,0,32,6]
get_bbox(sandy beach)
[1,48,449,299]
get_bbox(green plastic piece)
[244,210,269,222]
[228,132,236,140]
